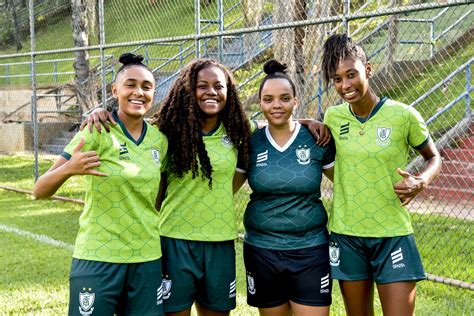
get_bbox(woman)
[321,33,442,316]
[33,53,168,316]
[242,60,335,316]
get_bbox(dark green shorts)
[69,258,163,316]
[160,237,236,313]
[329,233,425,284]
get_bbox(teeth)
[344,91,356,97]
[130,100,144,104]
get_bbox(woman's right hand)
[66,137,108,177]
[80,107,117,133]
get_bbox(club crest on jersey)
[162,278,172,300]
[329,242,340,267]
[296,145,311,165]
[78,289,95,315]
[151,148,161,164]
[221,135,233,148]
[247,273,256,295]
[376,127,392,146]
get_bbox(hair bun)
[119,53,144,66]
[263,59,287,75]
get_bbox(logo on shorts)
[156,284,163,305]
[320,273,330,293]
[329,242,340,267]
[296,145,311,165]
[256,150,268,167]
[78,288,95,315]
[247,273,256,295]
[162,277,172,300]
[229,279,236,298]
[391,247,406,269]
[376,127,391,146]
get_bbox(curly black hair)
[152,58,251,188]
[321,33,367,89]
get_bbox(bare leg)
[339,280,375,316]
[377,281,416,316]
[195,302,230,316]
[258,302,292,316]
[290,300,329,316]
[165,308,192,316]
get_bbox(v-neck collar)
[201,121,221,136]
[265,122,301,152]
[349,96,388,123]
[113,111,147,146]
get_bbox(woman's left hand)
[393,168,427,206]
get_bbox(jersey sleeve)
[321,139,336,169]
[407,107,430,150]
[60,128,101,160]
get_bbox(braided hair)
[258,59,296,99]
[152,58,251,188]
[321,33,367,88]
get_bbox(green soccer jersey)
[244,123,335,250]
[159,123,239,241]
[324,98,429,237]
[62,113,168,263]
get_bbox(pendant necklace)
[352,97,379,136]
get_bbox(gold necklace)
[352,97,379,136]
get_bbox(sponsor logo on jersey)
[376,127,392,146]
[256,150,268,167]
[162,277,172,300]
[151,148,161,164]
[329,241,340,266]
[221,135,233,148]
[320,273,330,293]
[156,284,163,305]
[247,273,256,295]
[229,279,236,298]
[296,145,311,165]
[391,247,406,269]
[119,142,130,160]
[78,288,95,315]
[339,122,350,140]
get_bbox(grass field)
[1,154,472,315]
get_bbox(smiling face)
[333,57,372,107]
[195,66,228,119]
[112,66,155,119]
[260,78,297,128]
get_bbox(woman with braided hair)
[321,33,441,316]
[34,53,167,315]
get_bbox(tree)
[71,0,98,112]
[6,0,23,51]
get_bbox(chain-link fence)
[0,0,472,289]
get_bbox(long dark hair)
[152,58,251,188]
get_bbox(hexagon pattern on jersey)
[324,99,429,237]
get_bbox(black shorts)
[243,243,332,308]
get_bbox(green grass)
[1,153,472,315]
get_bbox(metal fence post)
[195,0,201,58]
[98,0,107,110]
[343,0,350,35]
[29,0,38,181]
[466,61,471,118]
[218,0,224,62]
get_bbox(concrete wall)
[0,122,76,153]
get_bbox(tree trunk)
[242,0,264,60]
[6,0,23,51]
[386,0,402,84]
[71,0,98,112]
